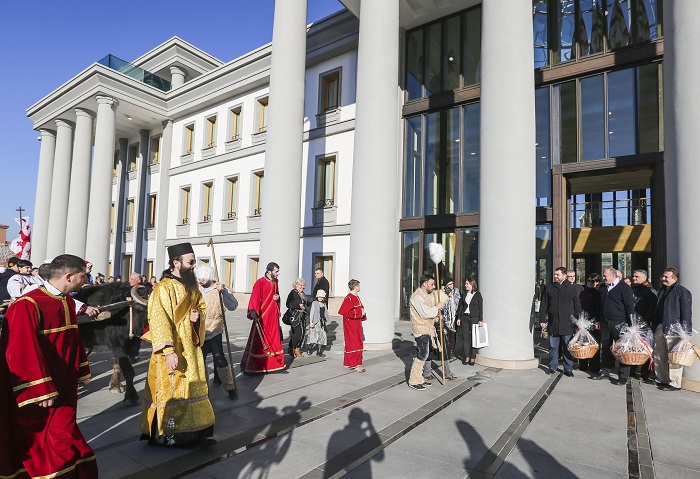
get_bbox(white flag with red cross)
[9,216,31,260]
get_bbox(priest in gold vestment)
[140,242,215,446]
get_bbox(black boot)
[317,346,326,358]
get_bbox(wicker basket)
[669,351,697,367]
[612,350,650,366]
[568,344,599,359]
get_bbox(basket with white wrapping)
[667,323,697,367]
[567,313,599,359]
[611,315,653,366]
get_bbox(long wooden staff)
[207,238,239,399]
[428,243,447,384]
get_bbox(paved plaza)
[79,311,700,479]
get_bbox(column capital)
[162,119,173,129]
[55,118,74,129]
[169,65,186,76]
[75,108,95,119]
[96,95,119,108]
[38,129,56,139]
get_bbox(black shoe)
[408,383,426,391]
[642,377,656,385]
[564,370,574,377]
[227,390,237,400]
[422,382,433,387]
[546,369,556,375]
[616,379,628,386]
[657,383,680,391]
[590,373,609,381]
[317,352,326,357]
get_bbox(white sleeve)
[74,299,85,315]
[6,276,24,299]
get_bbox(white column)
[170,66,187,89]
[155,120,173,271]
[65,108,94,257]
[85,96,118,274]
[348,0,400,348]
[664,2,700,390]
[259,0,308,296]
[45,119,74,260]
[31,129,56,265]
[477,0,538,368]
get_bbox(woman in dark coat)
[285,278,308,358]
[455,277,483,365]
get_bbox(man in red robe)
[241,262,286,373]
[0,254,97,479]
[338,279,366,372]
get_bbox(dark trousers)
[459,315,478,360]
[630,359,652,379]
[289,322,306,353]
[578,329,601,373]
[601,320,630,381]
[202,334,228,376]
[549,334,574,373]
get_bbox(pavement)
[76,310,700,479]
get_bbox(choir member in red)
[241,262,286,373]
[0,254,98,479]
[338,279,366,372]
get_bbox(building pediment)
[131,37,224,84]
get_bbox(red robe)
[0,287,97,479]
[241,276,285,373]
[338,293,365,368]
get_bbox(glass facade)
[571,188,651,228]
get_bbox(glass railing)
[98,54,171,92]
[571,197,651,228]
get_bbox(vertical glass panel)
[423,232,456,282]
[460,228,479,282]
[607,0,631,49]
[601,191,615,226]
[558,81,577,163]
[461,103,480,212]
[536,225,552,285]
[638,63,661,153]
[445,108,460,214]
[615,190,629,225]
[608,68,636,157]
[425,22,442,96]
[401,232,421,319]
[424,112,440,215]
[637,0,661,41]
[618,252,632,278]
[601,252,613,270]
[533,0,549,68]
[557,0,576,63]
[404,116,422,217]
[580,75,605,161]
[443,16,461,91]
[579,0,607,56]
[463,8,481,85]
[535,87,551,206]
[406,29,424,101]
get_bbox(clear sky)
[0,0,343,241]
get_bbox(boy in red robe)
[338,279,366,372]
[0,254,98,479]
[241,262,286,373]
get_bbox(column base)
[363,342,393,351]
[476,355,540,370]
[681,377,700,393]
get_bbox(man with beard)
[140,242,215,446]
[407,274,444,390]
[241,262,286,373]
[630,269,657,381]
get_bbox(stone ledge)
[363,341,394,351]
[681,377,700,393]
[475,356,540,370]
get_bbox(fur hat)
[315,290,327,298]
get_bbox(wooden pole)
[434,264,446,384]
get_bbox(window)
[462,103,480,213]
[229,107,242,140]
[128,144,139,172]
[110,202,115,233]
[404,116,422,217]
[223,258,235,289]
[180,186,190,224]
[319,69,341,113]
[147,194,157,229]
[113,151,119,177]
[313,255,334,295]
[535,87,552,207]
[201,181,213,222]
[533,0,548,68]
[249,257,259,291]
[205,115,217,147]
[125,199,135,232]
[315,156,336,208]
[184,123,195,154]
[123,255,133,276]
[257,97,268,132]
[150,136,161,164]
[224,176,238,219]
[199,258,210,265]
[252,171,264,216]
[144,260,153,280]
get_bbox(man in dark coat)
[540,267,582,376]
[630,269,657,381]
[0,257,21,308]
[593,267,636,385]
[312,268,330,299]
[654,268,692,391]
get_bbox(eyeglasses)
[177,259,196,265]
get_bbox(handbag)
[281,310,293,326]
[472,322,489,348]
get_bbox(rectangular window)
[607,0,631,49]
[229,107,242,140]
[460,228,480,281]
[184,124,195,154]
[128,144,139,172]
[147,194,157,229]
[150,136,161,164]
[225,177,238,219]
[313,255,334,295]
[443,16,460,91]
[144,260,153,280]
[578,0,607,57]
[253,171,264,216]
[205,115,217,147]
[638,62,661,153]
[249,257,259,292]
[315,156,336,208]
[257,97,268,132]
[423,109,458,216]
[580,74,605,161]
[533,0,549,68]
[123,255,133,276]
[113,151,119,177]
[406,29,424,101]
[462,103,480,213]
[223,258,235,289]
[320,70,340,113]
[404,116,422,217]
[199,258,210,265]
[424,22,442,96]
[125,199,134,232]
[463,8,481,85]
[557,81,577,164]
[110,202,115,233]
[535,87,552,206]
[608,68,636,157]
[180,186,190,224]
[401,232,420,319]
[201,181,213,222]
[556,0,576,64]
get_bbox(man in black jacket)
[593,267,635,385]
[630,269,657,381]
[540,267,581,376]
[654,268,692,391]
[0,257,21,309]
[312,269,330,299]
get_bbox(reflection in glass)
[444,16,461,91]
[638,63,661,153]
[425,23,442,96]
[557,81,577,163]
[533,0,549,68]
[557,0,575,63]
[638,0,661,41]
[536,225,552,284]
[406,30,424,101]
[463,9,481,85]
[404,116,422,217]
[580,75,605,161]
[608,68,636,157]
[607,0,631,49]
[462,103,480,213]
[424,112,440,215]
[579,0,607,56]
[424,232,456,283]
[535,88,551,206]
[460,229,479,282]
[446,108,460,215]
[423,110,458,216]
[401,232,421,319]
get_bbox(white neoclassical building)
[26,0,700,389]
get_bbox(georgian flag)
[609,0,630,49]
[590,0,605,54]
[9,216,31,260]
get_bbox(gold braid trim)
[17,391,58,408]
[79,361,89,367]
[30,455,96,479]
[39,324,78,334]
[12,376,52,392]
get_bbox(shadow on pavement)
[324,408,384,478]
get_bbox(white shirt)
[464,292,475,314]
[6,274,33,299]
[23,279,84,314]
[607,278,620,291]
